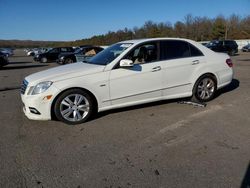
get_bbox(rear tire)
[192,74,217,102]
[41,57,48,63]
[54,89,94,125]
[229,50,236,56]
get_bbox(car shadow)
[93,98,183,121]
[8,61,33,65]
[93,79,239,121]
[0,64,48,70]
[231,53,240,56]
[239,59,250,62]
[241,162,250,188]
[0,86,20,92]
[215,78,240,98]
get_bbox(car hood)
[25,62,105,84]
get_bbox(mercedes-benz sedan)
[21,38,233,124]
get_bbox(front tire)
[54,89,94,125]
[64,58,74,64]
[192,75,217,102]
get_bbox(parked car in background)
[206,40,238,55]
[0,51,9,68]
[27,48,38,56]
[242,44,250,52]
[0,48,14,57]
[57,46,104,65]
[34,47,74,63]
[27,48,50,56]
[21,38,233,125]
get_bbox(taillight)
[226,58,233,67]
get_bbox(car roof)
[119,38,194,45]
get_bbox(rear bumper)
[217,68,234,89]
[0,59,8,67]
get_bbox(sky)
[0,0,249,41]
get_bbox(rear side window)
[189,44,204,57]
[160,40,203,60]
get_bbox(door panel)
[162,56,206,98]
[109,62,163,106]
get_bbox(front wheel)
[54,89,94,125]
[64,58,74,64]
[192,75,217,102]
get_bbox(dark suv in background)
[34,47,74,63]
[0,51,9,68]
[206,40,238,55]
[57,45,104,65]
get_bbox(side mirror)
[120,59,134,67]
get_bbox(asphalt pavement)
[0,50,250,188]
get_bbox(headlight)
[60,56,65,60]
[31,81,53,95]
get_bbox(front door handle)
[152,66,161,72]
[192,60,200,65]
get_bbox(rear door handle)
[192,60,200,65]
[152,66,161,72]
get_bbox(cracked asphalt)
[0,50,250,188]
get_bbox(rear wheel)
[54,89,94,125]
[229,49,236,56]
[41,57,48,63]
[192,75,217,102]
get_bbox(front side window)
[123,42,158,64]
[87,43,132,65]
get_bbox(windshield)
[86,43,132,65]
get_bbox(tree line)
[1,14,249,48]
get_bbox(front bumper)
[21,85,61,121]
[56,59,64,65]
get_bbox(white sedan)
[21,38,233,124]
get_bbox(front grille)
[20,79,28,94]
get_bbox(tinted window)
[190,44,204,57]
[161,40,203,60]
[49,48,59,53]
[225,40,237,46]
[61,48,68,52]
[160,40,190,60]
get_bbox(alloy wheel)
[197,78,215,100]
[59,94,90,122]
